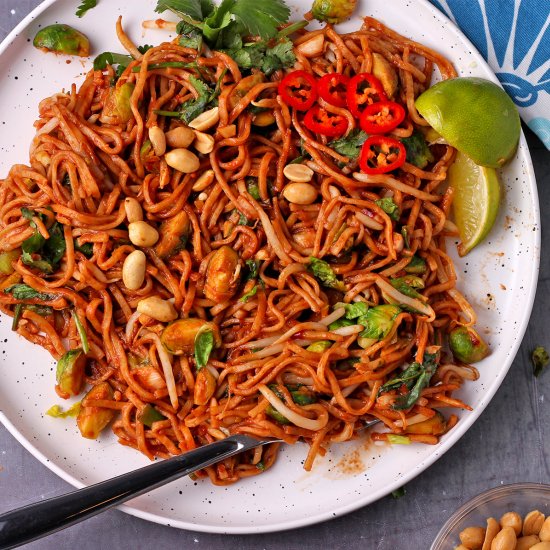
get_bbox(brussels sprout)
[154,211,190,259]
[99,82,135,125]
[287,385,317,406]
[405,411,446,436]
[404,255,427,274]
[449,326,489,363]
[161,318,221,355]
[76,382,116,439]
[359,304,401,340]
[0,250,20,275]
[56,348,86,396]
[311,0,357,23]
[306,340,332,352]
[193,368,216,406]
[137,404,166,427]
[266,405,289,424]
[204,246,240,303]
[228,74,266,111]
[372,53,398,99]
[33,24,90,57]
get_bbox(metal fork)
[0,419,380,549]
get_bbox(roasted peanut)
[124,197,143,223]
[482,518,500,550]
[165,126,195,148]
[283,182,318,205]
[193,130,215,154]
[539,517,550,541]
[516,535,541,550]
[137,296,178,323]
[204,246,240,303]
[531,543,550,550]
[149,126,166,156]
[524,511,546,536]
[500,512,522,536]
[192,169,215,192]
[283,163,314,182]
[165,148,200,173]
[296,34,324,57]
[189,106,219,131]
[128,221,159,248]
[490,527,516,550]
[122,250,146,290]
[218,124,236,138]
[459,526,486,549]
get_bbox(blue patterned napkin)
[428,0,550,149]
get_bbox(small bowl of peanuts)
[431,483,550,550]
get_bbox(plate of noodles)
[0,0,539,534]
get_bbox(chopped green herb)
[177,20,204,49]
[240,285,258,303]
[390,276,425,299]
[329,129,368,160]
[5,284,55,301]
[532,346,549,377]
[74,240,94,258]
[308,257,345,291]
[245,259,261,280]
[194,327,215,369]
[76,0,97,17]
[375,197,400,221]
[401,131,434,169]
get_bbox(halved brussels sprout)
[228,74,266,111]
[137,404,166,427]
[306,340,332,352]
[449,326,489,363]
[0,250,20,275]
[56,348,86,396]
[155,211,190,259]
[405,411,447,436]
[33,24,90,57]
[359,304,401,340]
[161,318,221,355]
[372,53,398,99]
[76,382,116,439]
[99,82,135,125]
[193,368,216,406]
[204,246,240,303]
[311,0,357,24]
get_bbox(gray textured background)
[0,2,549,549]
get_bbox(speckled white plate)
[0,0,540,535]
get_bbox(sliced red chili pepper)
[346,73,387,118]
[278,70,318,111]
[303,105,348,137]
[318,73,350,108]
[359,135,406,174]
[360,100,406,134]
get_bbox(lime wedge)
[415,77,520,168]
[448,151,500,256]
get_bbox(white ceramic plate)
[0,0,539,535]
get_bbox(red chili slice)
[360,100,406,134]
[318,73,350,108]
[278,70,318,111]
[303,105,348,137]
[359,135,406,174]
[346,73,387,118]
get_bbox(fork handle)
[0,435,264,549]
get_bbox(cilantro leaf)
[155,0,215,21]
[5,284,55,301]
[137,44,153,54]
[262,38,296,75]
[330,129,368,160]
[245,259,261,280]
[76,0,97,18]
[93,51,134,79]
[401,131,434,169]
[390,276,424,299]
[231,0,290,39]
[177,20,204,49]
[180,75,214,123]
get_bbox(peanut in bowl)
[431,483,550,550]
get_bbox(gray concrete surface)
[0,2,549,548]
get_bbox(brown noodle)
[0,16,481,485]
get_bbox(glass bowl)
[431,483,550,549]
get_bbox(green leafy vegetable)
[246,178,261,200]
[328,318,354,330]
[177,20,204,49]
[5,284,55,301]
[265,384,317,423]
[194,327,215,369]
[76,0,97,17]
[93,51,134,78]
[245,259,261,280]
[46,402,81,418]
[379,353,438,410]
[329,129,368,160]
[387,434,411,445]
[240,285,258,303]
[156,0,215,21]
[181,75,214,123]
[390,276,425,299]
[532,346,550,377]
[308,257,345,291]
[401,131,434,169]
[358,304,401,340]
[375,197,400,221]
[333,301,369,320]
[74,240,94,258]
[137,44,153,54]
[404,255,426,274]
[72,310,90,354]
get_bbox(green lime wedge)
[415,77,520,168]
[448,151,500,256]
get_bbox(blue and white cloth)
[429,0,550,149]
